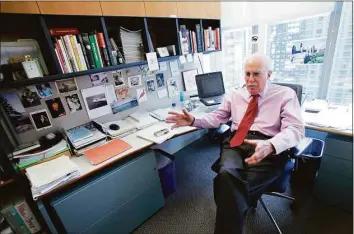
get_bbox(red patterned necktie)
[230,95,259,147]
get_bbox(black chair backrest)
[273,83,303,105]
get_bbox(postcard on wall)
[146,52,159,71]
[105,84,117,104]
[169,60,180,77]
[81,85,112,119]
[128,75,142,88]
[187,54,193,62]
[136,88,147,103]
[157,89,168,99]
[287,39,326,65]
[29,109,52,131]
[159,62,168,71]
[45,97,66,118]
[115,88,130,100]
[35,83,53,98]
[179,55,186,65]
[64,94,82,113]
[111,89,138,114]
[17,86,41,108]
[112,70,125,87]
[0,92,34,133]
[56,78,78,94]
[146,79,156,92]
[167,79,179,98]
[90,72,108,86]
[182,69,198,92]
[156,73,165,88]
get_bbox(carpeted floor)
[133,136,353,234]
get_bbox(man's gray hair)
[244,54,273,73]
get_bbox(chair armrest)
[290,137,313,157]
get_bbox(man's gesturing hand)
[243,139,275,165]
[165,109,195,129]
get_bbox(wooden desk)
[305,124,352,137]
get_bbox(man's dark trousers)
[212,131,289,234]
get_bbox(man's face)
[244,59,271,95]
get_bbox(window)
[222,27,251,88]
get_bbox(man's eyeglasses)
[245,71,266,78]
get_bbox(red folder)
[84,139,132,165]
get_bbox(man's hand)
[243,139,275,165]
[165,109,195,129]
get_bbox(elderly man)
[166,54,304,234]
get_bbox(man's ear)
[267,71,272,79]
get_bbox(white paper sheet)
[202,53,211,73]
[179,55,187,64]
[81,85,112,119]
[157,89,168,99]
[170,60,180,77]
[105,84,117,104]
[187,54,193,62]
[159,62,168,71]
[182,69,198,92]
[193,53,199,64]
[146,52,159,71]
[136,88,147,103]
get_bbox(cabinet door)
[100,1,145,17]
[1,2,40,14]
[201,1,221,19]
[177,2,202,18]
[144,1,177,17]
[37,1,102,15]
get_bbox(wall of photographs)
[0,59,203,144]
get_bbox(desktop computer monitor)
[195,72,225,98]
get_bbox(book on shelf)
[179,24,210,54]
[179,25,190,55]
[203,27,220,51]
[49,28,108,73]
[195,24,203,53]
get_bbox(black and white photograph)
[55,78,78,94]
[156,73,165,88]
[128,75,142,87]
[65,94,82,113]
[167,78,179,97]
[45,97,66,118]
[0,92,34,133]
[90,72,109,86]
[113,70,125,87]
[85,93,108,111]
[29,109,52,131]
[146,79,156,92]
[17,86,41,108]
[35,83,53,98]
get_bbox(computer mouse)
[109,123,120,131]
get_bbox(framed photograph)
[156,73,165,88]
[90,72,108,86]
[29,109,52,131]
[45,97,66,118]
[128,75,142,87]
[55,78,78,94]
[35,83,53,98]
[22,59,43,79]
[146,79,155,92]
[65,94,82,113]
[182,68,198,92]
[17,86,41,108]
[113,70,125,87]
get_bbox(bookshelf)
[0,13,221,89]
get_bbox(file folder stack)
[26,156,80,199]
[119,27,144,63]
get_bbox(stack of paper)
[129,111,159,129]
[119,27,144,63]
[100,119,138,138]
[137,123,176,144]
[26,156,80,199]
[149,108,173,121]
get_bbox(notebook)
[83,139,132,165]
[67,126,93,143]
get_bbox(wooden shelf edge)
[203,49,222,54]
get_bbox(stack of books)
[117,27,144,63]
[179,24,204,55]
[64,122,107,156]
[11,140,41,159]
[203,26,221,51]
[50,28,111,73]
[25,156,80,199]
[12,139,70,171]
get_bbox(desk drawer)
[324,138,353,161]
[51,151,160,234]
[314,168,353,212]
[321,154,352,178]
[82,181,164,234]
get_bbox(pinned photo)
[56,78,78,94]
[115,88,130,100]
[136,88,147,103]
[29,109,52,131]
[167,79,179,97]
[35,83,53,98]
[146,79,156,92]
[45,97,66,118]
[113,70,125,87]
[81,86,112,119]
[128,75,142,87]
[156,73,165,88]
[17,86,41,108]
[90,72,109,86]
[0,92,34,133]
[65,94,82,113]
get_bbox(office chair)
[213,83,324,234]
